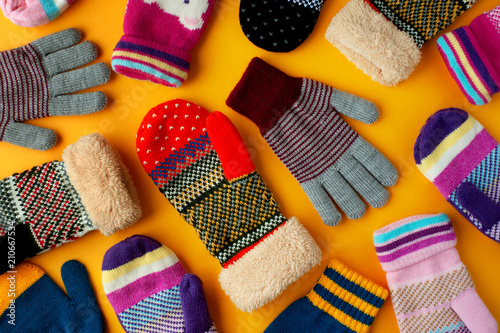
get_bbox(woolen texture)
[374,214,497,332]
[227,57,398,226]
[414,108,500,243]
[136,99,321,312]
[0,0,76,27]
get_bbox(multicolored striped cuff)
[306,259,388,333]
[374,214,457,272]
[438,27,500,105]
[414,109,498,198]
[111,35,190,88]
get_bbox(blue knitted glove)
[0,260,104,332]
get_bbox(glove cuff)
[63,133,142,236]
[373,214,457,272]
[325,0,420,86]
[226,57,302,134]
[111,34,191,88]
[438,9,500,105]
[218,217,321,312]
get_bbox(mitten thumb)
[457,182,500,230]
[451,288,498,333]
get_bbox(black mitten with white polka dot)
[239,0,324,52]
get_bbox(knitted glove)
[264,259,388,333]
[0,133,141,274]
[325,0,477,86]
[438,5,500,105]
[414,108,500,243]
[102,235,217,333]
[0,0,76,27]
[226,57,398,227]
[136,99,321,312]
[0,28,110,150]
[111,0,215,87]
[373,214,498,333]
[0,260,104,332]
[239,0,324,52]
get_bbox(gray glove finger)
[330,88,379,124]
[44,41,98,77]
[50,62,110,96]
[301,178,342,227]
[49,92,107,116]
[3,122,56,151]
[338,154,389,208]
[351,137,399,187]
[322,168,366,220]
[31,28,82,57]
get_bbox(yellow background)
[1,0,500,332]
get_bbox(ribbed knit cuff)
[306,259,388,333]
[226,57,302,134]
[374,214,457,272]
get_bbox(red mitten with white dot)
[136,99,321,312]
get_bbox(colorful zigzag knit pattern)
[102,235,187,332]
[437,6,500,105]
[414,109,500,242]
[264,259,388,333]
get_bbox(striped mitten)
[374,214,498,333]
[0,133,141,274]
[0,0,75,27]
[264,259,388,333]
[227,57,398,227]
[102,235,217,333]
[414,108,500,243]
[111,0,215,87]
[136,99,321,312]
[325,0,477,86]
[438,5,500,105]
[0,28,110,150]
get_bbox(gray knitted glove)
[227,58,398,226]
[0,28,110,150]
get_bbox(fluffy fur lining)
[62,133,142,236]
[325,0,421,86]
[219,217,321,312]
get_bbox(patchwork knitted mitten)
[374,214,497,333]
[264,259,388,333]
[102,235,217,333]
[227,57,398,226]
[239,0,324,52]
[0,0,76,27]
[438,5,500,105]
[325,0,477,86]
[111,0,215,87]
[0,28,110,150]
[414,108,500,243]
[0,260,104,332]
[136,99,321,312]
[0,133,141,274]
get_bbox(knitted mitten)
[227,57,398,226]
[102,235,217,332]
[239,0,324,52]
[325,0,477,86]
[438,5,500,105]
[0,260,104,332]
[0,28,110,150]
[0,0,76,27]
[136,99,321,312]
[264,259,388,333]
[0,133,141,274]
[374,214,498,333]
[111,0,215,87]
[414,108,500,243]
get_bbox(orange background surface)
[1,0,500,332]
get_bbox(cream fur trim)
[219,217,321,312]
[62,133,142,236]
[325,0,421,86]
